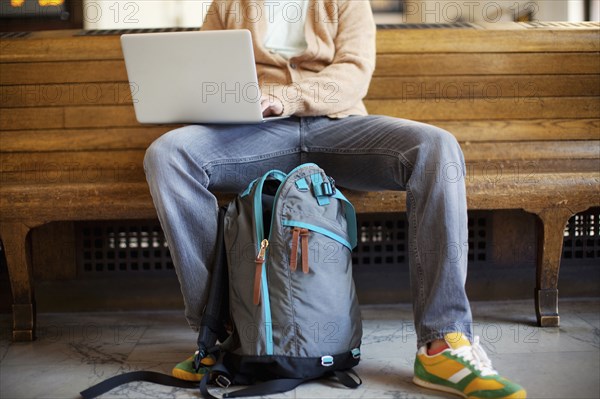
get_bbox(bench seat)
[1,23,599,340]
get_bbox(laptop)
[120,30,287,124]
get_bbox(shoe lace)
[451,336,498,377]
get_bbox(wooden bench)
[1,23,599,341]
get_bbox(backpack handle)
[240,170,286,198]
[252,169,287,239]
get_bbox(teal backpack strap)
[250,169,287,356]
[332,190,358,249]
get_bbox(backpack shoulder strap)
[196,206,230,364]
[79,371,198,399]
[334,369,362,388]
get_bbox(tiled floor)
[1,298,598,399]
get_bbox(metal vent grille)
[76,220,173,275]
[378,22,474,30]
[468,213,491,265]
[352,211,491,269]
[562,207,600,266]
[0,32,31,39]
[352,213,407,267]
[73,208,599,276]
[76,28,198,36]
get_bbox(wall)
[403,0,594,23]
[83,0,212,29]
[82,1,600,30]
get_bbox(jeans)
[144,115,473,348]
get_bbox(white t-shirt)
[263,0,309,59]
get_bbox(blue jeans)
[144,115,473,348]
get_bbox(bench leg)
[533,208,575,327]
[0,222,36,341]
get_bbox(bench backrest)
[1,24,598,192]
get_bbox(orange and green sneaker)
[413,333,526,399]
[171,352,215,382]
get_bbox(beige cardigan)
[201,0,376,118]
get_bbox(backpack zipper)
[253,239,269,305]
[283,220,353,251]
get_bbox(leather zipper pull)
[300,229,309,274]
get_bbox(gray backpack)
[79,163,362,399]
[210,163,363,397]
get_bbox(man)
[143,1,526,398]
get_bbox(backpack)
[204,162,362,396]
[80,163,362,398]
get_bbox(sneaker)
[172,352,215,382]
[413,332,526,399]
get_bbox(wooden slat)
[374,53,600,76]
[2,74,597,108]
[0,151,146,184]
[0,107,64,130]
[2,26,598,64]
[3,52,599,86]
[367,75,600,99]
[0,127,172,152]
[376,28,600,53]
[0,82,135,108]
[0,150,144,170]
[465,172,600,210]
[0,167,145,185]
[0,60,127,85]
[0,34,123,63]
[64,105,139,128]
[2,173,598,221]
[0,182,158,221]
[1,159,596,185]
[431,119,600,142]
[350,172,600,213]
[465,159,599,176]
[1,120,598,153]
[2,141,596,176]
[4,96,597,130]
[365,97,600,121]
[460,141,600,161]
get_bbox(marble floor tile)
[0,299,598,399]
[492,350,600,399]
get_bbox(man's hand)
[260,94,284,117]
